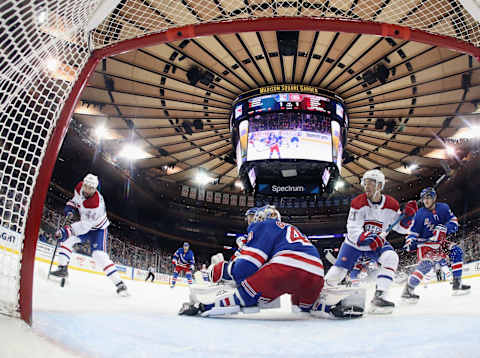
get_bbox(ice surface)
[1,261,479,358]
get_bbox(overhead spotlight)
[94,125,108,140]
[334,180,344,190]
[445,145,456,156]
[195,171,214,186]
[118,144,151,160]
[408,163,418,172]
[37,9,48,25]
[235,181,244,190]
[45,57,58,72]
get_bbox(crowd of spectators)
[249,112,330,134]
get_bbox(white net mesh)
[91,0,480,49]
[0,0,479,321]
[0,0,101,317]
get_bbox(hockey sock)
[449,245,463,279]
[376,250,398,292]
[92,250,121,285]
[408,260,433,288]
[171,272,179,286]
[186,271,193,285]
[58,245,72,266]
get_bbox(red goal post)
[0,1,479,325]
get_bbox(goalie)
[179,205,365,319]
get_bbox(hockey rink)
[1,261,480,358]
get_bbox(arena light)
[445,145,456,156]
[37,9,48,25]
[235,180,244,190]
[118,144,151,160]
[334,180,344,190]
[94,125,108,140]
[45,57,58,72]
[195,171,214,186]
[408,163,418,172]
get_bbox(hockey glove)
[403,237,417,252]
[63,205,75,219]
[55,225,72,242]
[357,232,386,251]
[400,200,418,228]
[208,261,234,284]
[431,225,447,242]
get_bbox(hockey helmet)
[361,169,385,190]
[253,205,281,223]
[245,207,258,216]
[83,174,99,189]
[420,187,436,200]
[183,242,190,248]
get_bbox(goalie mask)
[253,205,281,223]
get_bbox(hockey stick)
[385,164,451,234]
[47,215,69,285]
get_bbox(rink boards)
[33,241,189,286]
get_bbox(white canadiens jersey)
[345,193,408,251]
[66,181,110,236]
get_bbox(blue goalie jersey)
[407,202,458,241]
[230,219,324,283]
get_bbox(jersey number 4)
[286,226,311,246]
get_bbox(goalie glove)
[357,231,386,251]
[431,225,447,242]
[208,261,234,284]
[55,225,72,242]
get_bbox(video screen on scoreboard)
[246,112,332,162]
[234,92,345,122]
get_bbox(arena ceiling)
[72,27,480,194]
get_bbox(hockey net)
[0,0,479,324]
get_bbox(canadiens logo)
[363,220,383,234]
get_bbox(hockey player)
[179,205,364,319]
[50,174,128,296]
[171,242,195,288]
[324,169,418,313]
[145,266,155,282]
[402,187,470,301]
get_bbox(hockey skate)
[452,278,470,296]
[369,290,394,314]
[49,265,68,278]
[401,284,420,304]
[116,281,129,297]
[49,265,68,287]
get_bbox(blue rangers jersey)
[407,202,458,241]
[172,248,195,269]
[230,219,324,283]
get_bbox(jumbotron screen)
[231,86,348,192]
